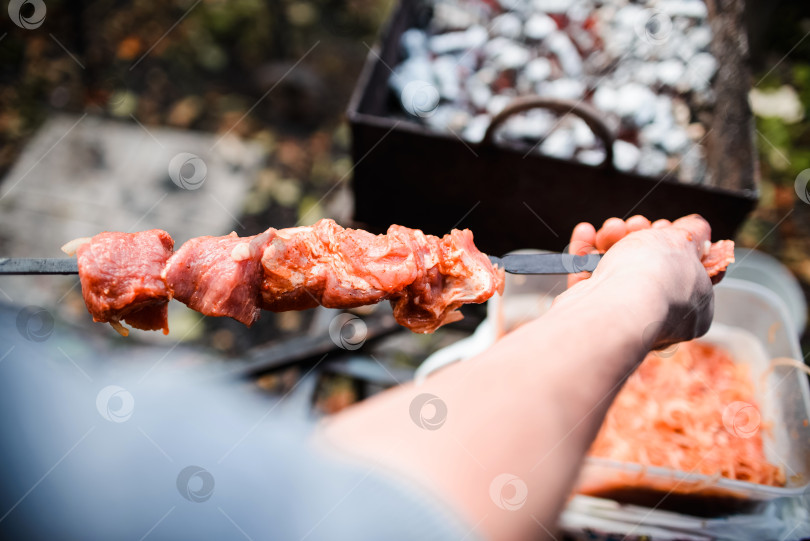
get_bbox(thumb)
[670,214,712,257]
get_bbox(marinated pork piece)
[389,227,503,333]
[259,220,505,333]
[260,220,418,312]
[702,239,735,278]
[163,230,274,327]
[76,230,174,335]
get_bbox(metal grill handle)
[481,96,615,169]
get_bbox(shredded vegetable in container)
[587,340,784,487]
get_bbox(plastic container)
[416,272,810,514]
[725,247,808,336]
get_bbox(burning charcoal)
[571,117,596,148]
[467,77,493,110]
[605,4,657,59]
[485,38,532,70]
[692,87,716,108]
[592,85,618,114]
[613,60,657,87]
[674,36,699,64]
[486,94,513,116]
[388,0,716,183]
[567,2,593,25]
[569,25,596,53]
[613,140,641,172]
[532,0,576,14]
[502,109,554,140]
[637,148,668,177]
[661,127,690,154]
[677,145,707,184]
[684,52,717,91]
[540,128,576,159]
[658,0,708,20]
[577,148,606,166]
[491,13,524,40]
[632,37,656,62]
[656,59,685,87]
[671,97,691,125]
[390,57,434,97]
[635,61,660,87]
[463,114,491,142]
[430,26,488,54]
[524,13,557,40]
[499,0,533,15]
[538,78,586,100]
[401,28,429,58]
[546,32,583,77]
[524,57,553,83]
[687,26,712,51]
[425,105,471,132]
[433,55,462,100]
[474,65,498,85]
[431,2,485,31]
[614,83,657,126]
[640,122,666,150]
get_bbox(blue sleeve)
[0,319,480,541]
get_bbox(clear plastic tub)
[574,278,810,514]
[417,271,810,514]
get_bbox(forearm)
[323,274,666,541]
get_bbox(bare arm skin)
[322,215,717,541]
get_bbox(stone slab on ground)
[0,114,264,330]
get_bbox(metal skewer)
[0,258,79,275]
[0,253,601,276]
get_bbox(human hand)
[562,214,732,350]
